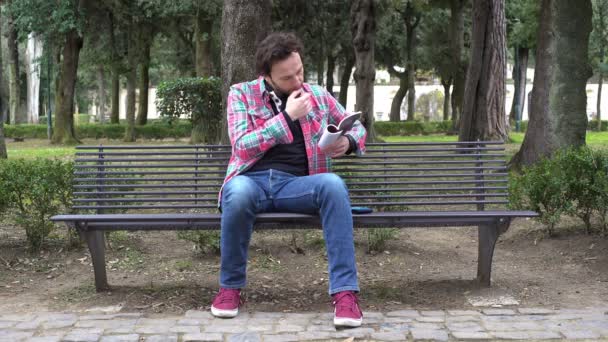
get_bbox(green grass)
[5,138,189,159]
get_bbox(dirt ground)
[1,217,607,315]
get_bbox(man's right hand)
[285,89,312,121]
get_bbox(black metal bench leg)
[477,219,511,286]
[84,231,110,292]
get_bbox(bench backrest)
[72,141,509,213]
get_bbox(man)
[211,32,366,327]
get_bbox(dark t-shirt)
[247,81,309,176]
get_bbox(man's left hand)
[323,136,350,158]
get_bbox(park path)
[1,305,608,341]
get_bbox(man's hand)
[321,136,350,158]
[285,89,312,121]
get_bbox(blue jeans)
[219,169,359,295]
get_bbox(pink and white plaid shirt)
[219,76,367,204]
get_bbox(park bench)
[51,141,538,292]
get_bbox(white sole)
[211,305,238,318]
[334,316,363,327]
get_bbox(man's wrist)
[282,110,294,122]
[345,135,357,155]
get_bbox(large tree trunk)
[220,0,272,144]
[450,0,467,131]
[52,29,83,144]
[351,0,377,141]
[459,0,507,142]
[511,0,593,167]
[136,32,151,126]
[339,52,355,107]
[390,73,407,121]
[442,78,452,121]
[326,54,336,95]
[195,14,214,77]
[7,9,22,125]
[124,28,137,142]
[97,66,106,123]
[509,46,529,131]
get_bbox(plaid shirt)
[219,76,367,204]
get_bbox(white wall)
[98,72,607,123]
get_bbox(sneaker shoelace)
[333,291,362,316]
[215,289,242,305]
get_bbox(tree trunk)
[7,9,22,125]
[450,0,466,131]
[125,69,136,140]
[0,113,6,158]
[317,55,325,86]
[351,0,377,141]
[110,68,119,124]
[509,46,529,131]
[0,13,8,125]
[459,0,508,142]
[511,0,593,167]
[598,73,603,131]
[52,29,83,145]
[339,52,355,107]
[220,0,272,144]
[406,70,416,121]
[109,12,120,124]
[390,74,407,121]
[403,3,420,121]
[326,54,336,95]
[442,78,452,121]
[195,14,214,77]
[0,13,6,158]
[136,33,151,126]
[124,29,137,142]
[97,66,106,123]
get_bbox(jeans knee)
[222,176,259,211]
[316,173,348,198]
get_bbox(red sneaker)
[210,288,241,318]
[332,291,363,327]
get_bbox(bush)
[510,147,608,235]
[560,147,607,233]
[588,120,608,131]
[3,123,192,140]
[156,77,222,143]
[4,125,48,139]
[374,120,453,136]
[0,159,74,251]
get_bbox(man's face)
[265,52,304,96]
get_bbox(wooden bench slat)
[74,191,219,196]
[76,151,232,156]
[74,184,221,189]
[75,171,225,175]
